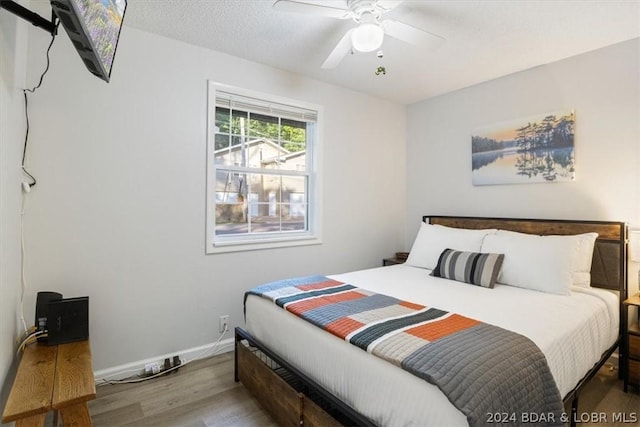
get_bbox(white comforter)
[244,264,618,427]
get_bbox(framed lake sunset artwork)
[471,110,575,186]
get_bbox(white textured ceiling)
[124,0,640,105]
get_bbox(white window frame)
[206,82,323,253]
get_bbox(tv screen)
[51,0,127,82]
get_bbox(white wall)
[16,25,406,371]
[0,6,29,410]
[406,38,640,296]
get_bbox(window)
[206,83,322,253]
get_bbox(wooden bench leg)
[14,413,46,427]
[59,402,92,427]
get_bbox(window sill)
[207,236,322,254]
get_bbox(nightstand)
[383,252,409,266]
[623,293,640,392]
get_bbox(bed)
[235,216,628,427]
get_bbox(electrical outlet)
[219,315,229,333]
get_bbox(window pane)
[229,110,248,136]
[273,149,307,172]
[282,138,306,153]
[244,138,265,169]
[215,172,307,236]
[215,170,248,236]
[248,173,281,220]
[216,221,248,236]
[214,136,249,166]
[215,108,230,134]
[258,140,307,172]
[281,119,306,153]
[215,169,245,194]
[281,176,307,232]
[214,133,229,151]
[249,113,279,139]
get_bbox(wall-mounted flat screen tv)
[51,0,127,82]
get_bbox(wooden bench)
[2,340,96,427]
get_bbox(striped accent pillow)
[431,249,504,288]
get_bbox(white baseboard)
[93,337,235,383]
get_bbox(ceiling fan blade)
[381,20,445,50]
[377,0,404,12]
[321,28,354,69]
[273,0,351,19]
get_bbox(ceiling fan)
[273,0,445,69]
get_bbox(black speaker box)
[34,292,89,345]
[46,297,89,346]
[35,291,62,342]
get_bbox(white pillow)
[405,223,496,270]
[481,230,597,295]
[572,232,599,287]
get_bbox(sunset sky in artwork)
[484,128,518,142]
[473,110,574,143]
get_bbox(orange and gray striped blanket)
[246,275,565,427]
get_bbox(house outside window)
[206,83,322,253]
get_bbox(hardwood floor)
[89,353,276,427]
[571,362,640,426]
[89,353,640,426]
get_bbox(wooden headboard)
[424,215,628,298]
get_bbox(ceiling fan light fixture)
[351,14,384,53]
